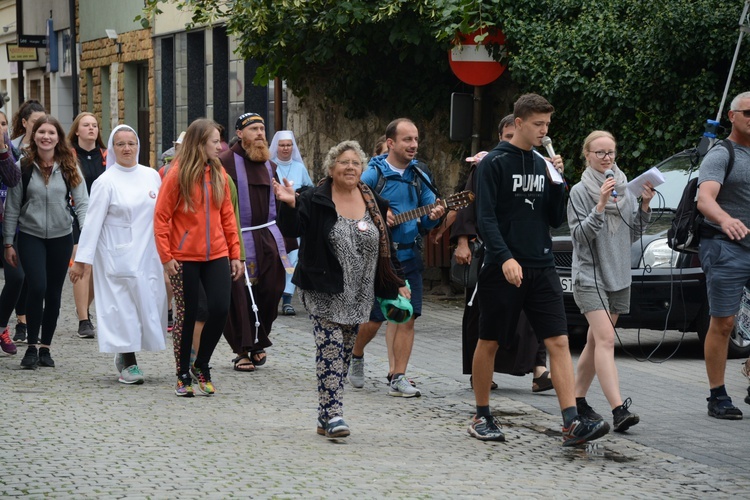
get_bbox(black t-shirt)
[74,144,105,194]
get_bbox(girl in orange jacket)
[154,118,243,397]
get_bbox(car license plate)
[560,277,573,294]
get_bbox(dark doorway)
[137,63,150,166]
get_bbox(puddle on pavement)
[561,442,638,463]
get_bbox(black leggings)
[17,232,73,346]
[0,240,28,327]
[175,258,231,375]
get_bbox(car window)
[653,152,700,209]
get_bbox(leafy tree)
[141,0,750,175]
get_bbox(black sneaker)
[467,415,506,441]
[707,395,743,420]
[612,397,640,432]
[562,416,610,447]
[576,397,603,421]
[13,322,27,343]
[20,346,39,370]
[78,319,95,339]
[38,348,55,368]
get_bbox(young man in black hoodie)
[469,93,610,446]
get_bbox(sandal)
[232,355,255,372]
[532,370,554,393]
[282,303,296,316]
[469,376,498,390]
[251,349,267,366]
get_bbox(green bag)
[377,280,413,324]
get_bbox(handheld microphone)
[604,169,617,198]
[541,136,556,159]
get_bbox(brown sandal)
[532,370,554,393]
[251,349,267,366]
[232,355,255,372]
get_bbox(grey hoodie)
[3,159,88,244]
[567,183,650,292]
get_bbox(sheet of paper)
[535,150,563,184]
[626,166,665,196]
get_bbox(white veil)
[269,130,303,164]
[106,124,141,169]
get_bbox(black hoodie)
[476,141,566,268]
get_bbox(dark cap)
[235,113,264,130]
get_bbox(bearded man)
[219,113,296,372]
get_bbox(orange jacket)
[154,162,241,264]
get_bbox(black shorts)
[477,264,567,344]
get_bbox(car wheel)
[696,287,750,359]
[730,287,750,359]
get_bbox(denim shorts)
[369,254,424,322]
[573,285,630,315]
[700,238,750,317]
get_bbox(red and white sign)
[448,29,506,86]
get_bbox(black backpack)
[667,140,734,254]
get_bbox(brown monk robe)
[218,114,297,371]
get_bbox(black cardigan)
[277,177,402,300]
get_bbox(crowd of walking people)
[2,92,749,447]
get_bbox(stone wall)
[288,77,518,293]
[78,29,155,166]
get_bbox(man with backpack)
[348,118,445,397]
[697,91,750,420]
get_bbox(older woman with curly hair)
[275,140,408,439]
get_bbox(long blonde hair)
[173,118,226,212]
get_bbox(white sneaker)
[118,365,145,385]
[349,356,365,388]
[388,374,421,398]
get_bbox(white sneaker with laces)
[118,365,145,385]
[388,374,421,398]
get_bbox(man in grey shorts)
[697,90,750,420]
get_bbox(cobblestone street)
[1,280,749,498]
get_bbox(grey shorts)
[573,285,630,315]
[700,238,750,317]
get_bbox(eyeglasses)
[114,142,138,148]
[592,150,616,159]
[732,109,750,117]
[336,160,362,168]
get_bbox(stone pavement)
[1,280,749,498]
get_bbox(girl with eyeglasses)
[567,130,654,432]
[70,125,168,385]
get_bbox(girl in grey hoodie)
[567,130,653,432]
[3,115,88,369]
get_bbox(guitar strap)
[409,164,446,228]
[411,164,441,199]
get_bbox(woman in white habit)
[69,125,167,384]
